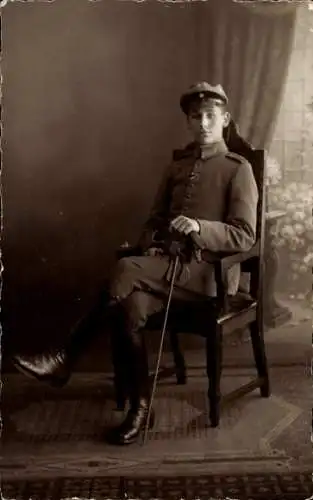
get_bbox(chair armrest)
[209,241,260,271]
[191,231,259,270]
[190,232,260,309]
[214,243,259,305]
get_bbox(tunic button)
[190,173,199,181]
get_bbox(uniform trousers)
[109,255,207,409]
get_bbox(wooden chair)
[116,121,270,427]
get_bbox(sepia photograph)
[0,0,312,498]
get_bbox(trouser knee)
[121,290,163,334]
[110,257,140,302]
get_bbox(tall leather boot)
[109,303,131,410]
[106,328,155,445]
[12,291,118,387]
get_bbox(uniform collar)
[193,139,228,160]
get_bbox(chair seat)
[217,292,257,335]
[218,292,256,323]
[143,291,256,338]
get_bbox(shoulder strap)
[225,151,248,164]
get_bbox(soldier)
[13,82,258,445]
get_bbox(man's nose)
[200,116,210,128]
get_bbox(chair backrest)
[223,119,266,299]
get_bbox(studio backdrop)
[1,0,296,354]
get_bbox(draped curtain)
[194,0,297,149]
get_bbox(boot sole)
[12,359,70,388]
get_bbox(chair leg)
[249,320,270,398]
[206,323,223,428]
[169,328,187,385]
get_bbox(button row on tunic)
[189,172,200,182]
[194,159,204,169]
[184,161,203,198]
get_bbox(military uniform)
[110,138,258,325]
[105,94,259,445]
[12,83,259,446]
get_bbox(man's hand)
[170,215,200,235]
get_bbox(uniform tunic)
[110,139,258,326]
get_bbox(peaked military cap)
[180,82,228,114]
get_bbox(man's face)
[187,101,230,145]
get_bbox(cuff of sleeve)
[195,218,204,235]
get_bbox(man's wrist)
[194,218,201,234]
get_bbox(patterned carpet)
[0,367,313,481]
[1,303,310,498]
[1,472,313,500]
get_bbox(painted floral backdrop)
[268,179,313,295]
[266,5,313,301]
[266,97,313,298]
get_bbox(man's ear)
[222,111,231,128]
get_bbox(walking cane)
[142,253,180,445]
